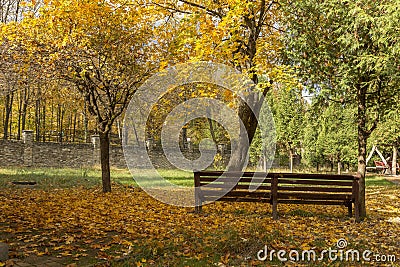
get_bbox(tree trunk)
[182,125,187,149]
[35,98,41,142]
[357,83,368,220]
[207,117,217,145]
[357,130,367,220]
[21,99,27,135]
[83,102,89,143]
[227,128,250,171]
[3,92,13,140]
[59,105,65,143]
[72,111,77,142]
[42,105,46,142]
[289,149,294,173]
[337,160,341,175]
[17,90,22,140]
[227,92,265,171]
[392,146,398,176]
[99,131,111,193]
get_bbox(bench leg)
[354,203,360,222]
[194,187,202,213]
[347,203,352,217]
[272,199,278,220]
[195,205,202,213]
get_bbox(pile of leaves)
[0,185,399,266]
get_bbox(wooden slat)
[200,183,271,190]
[277,186,353,193]
[204,197,271,203]
[277,179,353,186]
[200,189,270,198]
[278,192,351,200]
[195,171,268,178]
[269,172,355,180]
[199,177,272,183]
[277,199,347,205]
[196,171,357,180]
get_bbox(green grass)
[365,174,397,186]
[0,167,194,189]
[0,167,396,190]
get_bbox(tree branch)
[179,0,223,18]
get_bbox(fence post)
[23,130,34,167]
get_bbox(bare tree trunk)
[35,98,41,141]
[58,104,64,143]
[42,105,46,142]
[67,112,72,142]
[392,146,398,176]
[116,119,122,140]
[206,106,217,145]
[338,160,341,175]
[21,97,27,134]
[3,92,13,140]
[72,111,77,142]
[83,102,89,143]
[99,131,111,193]
[17,90,22,140]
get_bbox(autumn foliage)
[1,185,399,266]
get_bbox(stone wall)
[0,139,24,166]
[0,130,230,169]
[32,142,95,168]
[0,131,121,168]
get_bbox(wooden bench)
[194,171,360,221]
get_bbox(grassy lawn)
[0,167,399,266]
[0,167,194,189]
[0,167,395,189]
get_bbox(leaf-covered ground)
[1,184,399,266]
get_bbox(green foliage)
[304,100,357,168]
[282,0,400,136]
[267,85,305,156]
[370,94,400,147]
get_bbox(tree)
[315,101,357,173]
[2,0,162,192]
[303,100,358,173]
[157,0,286,170]
[282,0,400,219]
[268,85,305,172]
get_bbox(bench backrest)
[270,173,357,205]
[195,171,273,203]
[195,171,359,204]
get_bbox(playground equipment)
[366,145,399,175]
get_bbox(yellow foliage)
[0,185,399,265]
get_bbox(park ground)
[0,168,399,267]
